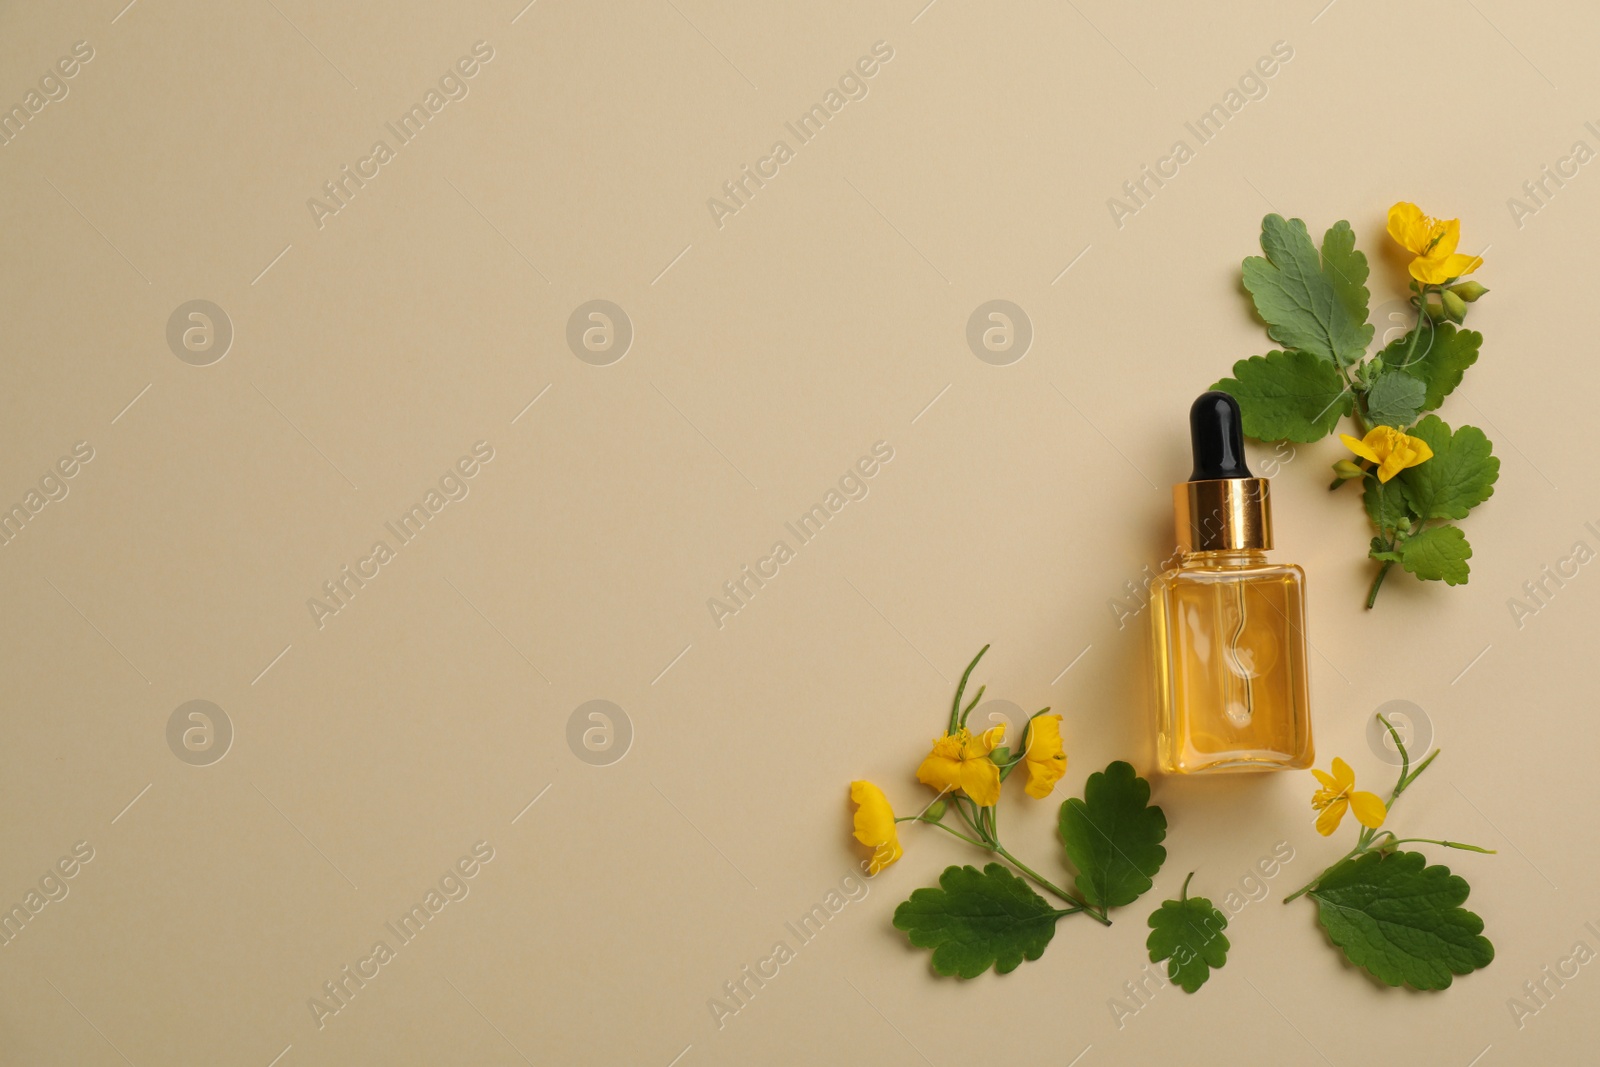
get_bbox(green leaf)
[1320,221,1375,357]
[1387,323,1481,412]
[1241,214,1368,364]
[1399,524,1472,584]
[1364,371,1427,429]
[1397,416,1499,520]
[1059,761,1167,909]
[1364,475,1414,538]
[1147,877,1230,993]
[893,864,1062,978]
[1309,850,1494,989]
[1214,350,1352,443]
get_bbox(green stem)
[904,806,1108,925]
[1366,560,1393,609]
[902,816,989,849]
[948,645,990,734]
[1282,842,1362,904]
[993,844,1110,925]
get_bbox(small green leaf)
[1241,214,1368,364]
[1147,877,1230,993]
[1320,221,1375,358]
[1363,475,1414,538]
[1399,524,1472,584]
[1214,350,1352,443]
[893,864,1062,978]
[1397,415,1499,520]
[1387,323,1481,412]
[1059,761,1167,909]
[1364,371,1427,428]
[1309,850,1494,989]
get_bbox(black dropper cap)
[1188,390,1253,482]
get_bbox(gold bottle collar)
[1173,478,1273,552]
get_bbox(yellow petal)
[850,781,902,874]
[1340,433,1381,466]
[1314,797,1348,836]
[1024,715,1064,762]
[1330,757,1356,790]
[1435,252,1482,280]
[1411,250,1480,285]
[915,753,964,796]
[1349,790,1388,830]
[1376,453,1405,483]
[1311,768,1340,791]
[1024,754,1067,799]
[1429,217,1461,259]
[1387,202,1427,254]
[970,724,1005,757]
[960,758,1002,807]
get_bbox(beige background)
[1,0,1596,1063]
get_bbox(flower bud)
[1332,459,1364,481]
[1448,280,1489,303]
[1440,289,1467,323]
[923,800,947,821]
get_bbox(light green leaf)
[1399,524,1472,584]
[1242,214,1368,364]
[1397,415,1499,520]
[1320,220,1375,357]
[1310,850,1494,989]
[1364,371,1427,428]
[1059,761,1167,909]
[893,864,1062,978]
[1387,323,1482,412]
[1214,350,1352,443]
[1146,877,1230,993]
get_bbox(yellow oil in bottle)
[1151,550,1312,773]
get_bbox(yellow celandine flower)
[849,781,903,874]
[1387,202,1484,285]
[1022,714,1068,799]
[1310,757,1388,837]
[1340,425,1434,483]
[915,725,1005,807]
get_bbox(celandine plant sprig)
[1282,715,1497,989]
[1215,202,1500,607]
[849,646,1169,977]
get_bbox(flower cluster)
[848,645,1067,877]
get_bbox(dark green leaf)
[1364,475,1414,538]
[1059,761,1167,909]
[1399,524,1472,584]
[1214,350,1352,443]
[1147,882,1230,993]
[1310,850,1494,989]
[893,864,1062,978]
[1387,323,1481,412]
[1364,371,1427,429]
[1320,221,1375,358]
[1241,214,1368,364]
[1397,416,1499,520]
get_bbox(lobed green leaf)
[1310,850,1494,989]
[893,864,1062,978]
[1214,350,1352,443]
[1397,416,1499,521]
[1146,886,1230,993]
[1242,215,1369,364]
[1059,761,1167,910]
[1399,524,1472,584]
